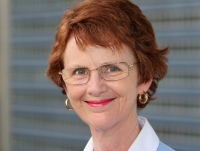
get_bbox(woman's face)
[63,36,151,130]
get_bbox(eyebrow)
[65,64,88,69]
[101,61,117,64]
[66,61,119,69]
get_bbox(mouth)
[85,98,115,107]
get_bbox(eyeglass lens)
[61,62,133,85]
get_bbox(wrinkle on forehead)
[63,36,135,69]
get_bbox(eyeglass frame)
[58,62,137,85]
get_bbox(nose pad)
[88,67,103,80]
[98,68,104,80]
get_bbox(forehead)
[63,36,135,68]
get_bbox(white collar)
[84,116,160,151]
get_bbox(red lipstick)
[85,99,114,107]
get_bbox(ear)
[63,84,68,94]
[138,79,152,94]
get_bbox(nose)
[86,69,108,97]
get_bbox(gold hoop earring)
[138,92,148,105]
[65,98,73,110]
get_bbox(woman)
[46,0,174,150]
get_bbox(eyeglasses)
[59,62,137,85]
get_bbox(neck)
[89,114,141,151]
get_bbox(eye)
[107,66,120,72]
[73,68,88,75]
[102,65,121,73]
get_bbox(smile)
[85,98,115,107]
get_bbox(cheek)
[66,85,86,102]
[110,78,138,104]
[112,75,138,94]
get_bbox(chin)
[85,114,119,131]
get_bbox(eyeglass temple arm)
[128,62,138,68]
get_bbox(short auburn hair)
[46,0,168,109]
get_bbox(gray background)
[0,0,200,151]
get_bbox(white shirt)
[84,116,160,151]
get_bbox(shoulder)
[156,141,175,151]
